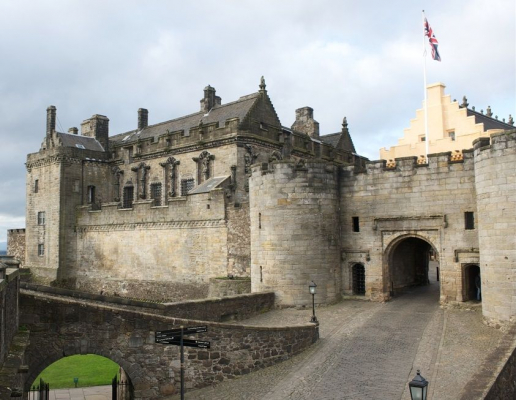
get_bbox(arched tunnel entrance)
[28,354,133,399]
[388,236,437,296]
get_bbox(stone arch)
[25,348,135,394]
[383,233,440,296]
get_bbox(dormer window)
[75,144,86,149]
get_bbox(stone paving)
[45,385,110,400]
[167,283,508,400]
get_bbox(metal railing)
[28,378,49,400]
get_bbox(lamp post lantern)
[408,370,429,400]
[309,281,318,323]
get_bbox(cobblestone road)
[168,283,507,400]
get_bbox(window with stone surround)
[87,185,96,204]
[465,212,475,230]
[181,179,195,196]
[123,186,134,209]
[150,183,162,206]
[37,211,45,225]
[448,131,456,141]
[38,243,44,256]
[352,217,360,232]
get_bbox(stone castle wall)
[250,160,341,306]
[473,131,516,325]
[7,229,25,267]
[73,190,229,300]
[340,151,479,302]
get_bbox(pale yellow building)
[380,82,514,161]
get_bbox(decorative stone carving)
[193,151,214,183]
[112,167,124,202]
[160,157,180,198]
[131,162,150,199]
[486,106,493,117]
[244,144,259,175]
[269,150,283,163]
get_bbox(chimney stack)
[138,108,148,130]
[46,106,56,135]
[291,107,320,138]
[81,114,110,152]
[68,127,78,135]
[200,85,221,113]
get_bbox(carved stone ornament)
[244,144,259,175]
[160,156,180,197]
[111,166,124,202]
[269,150,283,163]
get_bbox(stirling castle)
[16,78,516,327]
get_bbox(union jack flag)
[424,17,441,61]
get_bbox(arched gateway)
[384,234,440,297]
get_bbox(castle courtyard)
[167,284,512,400]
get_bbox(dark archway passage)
[464,264,481,301]
[389,237,434,295]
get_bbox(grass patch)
[34,354,119,389]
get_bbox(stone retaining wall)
[20,291,317,399]
[21,283,273,322]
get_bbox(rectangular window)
[181,179,195,196]
[465,212,475,230]
[38,244,44,256]
[34,179,39,193]
[37,211,45,225]
[448,131,456,141]
[123,186,134,208]
[352,216,360,232]
[420,136,426,142]
[150,183,162,206]
[87,185,96,204]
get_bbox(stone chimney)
[291,107,319,138]
[138,108,148,130]
[200,85,221,113]
[46,106,56,135]
[81,114,109,151]
[68,127,78,135]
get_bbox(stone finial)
[138,108,148,130]
[472,106,475,111]
[481,109,484,114]
[495,115,498,120]
[509,114,514,125]
[460,96,469,108]
[259,76,266,91]
[486,106,493,117]
[503,118,505,122]
[342,117,348,132]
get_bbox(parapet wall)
[7,229,25,267]
[473,130,516,324]
[20,290,318,398]
[249,160,341,306]
[0,268,20,365]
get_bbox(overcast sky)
[0,0,514,242]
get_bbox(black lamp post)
[408,370,429,400]
[309,281,318,323]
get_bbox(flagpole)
[422,10,429,160]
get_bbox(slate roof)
[466,109,514,131]
[188,176,230,195]
[110,93,260,145]
[57,132,105,151]
[320,132,341,148]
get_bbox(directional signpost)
[155,325,209,400]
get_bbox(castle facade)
[20,79,516,326]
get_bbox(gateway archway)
[387,236,438,296]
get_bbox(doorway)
[352,264,366,295]
[464,264,481,301]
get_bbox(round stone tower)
[473,131,516,326]
[249,160,341,306]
